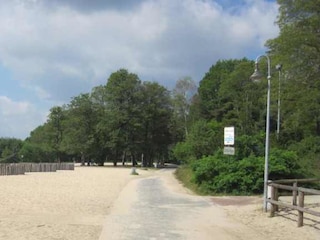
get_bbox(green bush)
[172,142,194,164]
[190,148,304,195]
[235,133,264,160]
[173,120,222,163]
[288,136,320,177]
[268,149,304,180]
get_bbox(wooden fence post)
[274,187,279,212]
[0,164,4,175]
[298,191,304,227]
[292,181,298,206]
[270,185,276,217]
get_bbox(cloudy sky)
[0,0,279,139]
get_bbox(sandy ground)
[212,196,320,240]
[160,169,320,240]
[0,166,153,240]
[0,166,319,240]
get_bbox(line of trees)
[1,70,195,167]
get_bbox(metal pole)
[254,55,271,212]
[276,64,282,140]
[264,73,271,212]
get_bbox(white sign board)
[223,146,235,155]
[224,127,235,145]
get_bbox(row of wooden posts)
[268,178,320,227]
[0,162,74,176]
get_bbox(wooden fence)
[0,162,74,176]
[268,179,320,227]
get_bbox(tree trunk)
[122,151,126,166]
[131,154,138,167]
[80,152,85,166]
[113,152,118,166]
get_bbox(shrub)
[172,142,194,164]
[190,148,304,195]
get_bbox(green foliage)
[99,70,173,166]
[172,142,194,164]
[172,120,222,163]
[190,152,262,195]
[46,106,66,162]
[61,93,97,161]
[0,138,23,162]
[21,69,174,166]
[187,120,221,158]
[288,136,320,176]
[191,148,303,195]
[235,133,265,160]
[266,0,320,143]
[19,141,55,163]
[269,149,303,179]
[139,81,173,166]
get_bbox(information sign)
[223,146,235,155]
[224,127,235,145]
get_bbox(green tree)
[61,93,96,164]
[265,0,320,173]
[23,125,56,162]
[104,69,142,166]
[19,141,53,163]
[90,85,110,165]
[173,120,222,163]
[266,0,320,141]
[140,81,173,166]
[198,59,242,121]
[197,59,262,134]
[0,138,23,162]
[218,60,264,135]
[47,106,66,162]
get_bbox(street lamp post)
[276,64,282,140]
[250,54,271,212]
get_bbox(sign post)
[224,127,235,155]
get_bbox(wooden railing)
[0,162,74,176]
[268,179,320,227]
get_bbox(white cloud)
[0,96,46,139]
[0,96,30,116]
[0,0,279,138]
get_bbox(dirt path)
[99,168,320,240]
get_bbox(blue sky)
[0,0,279,139]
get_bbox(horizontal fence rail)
[268,179,320,227]
[0,162,74,176]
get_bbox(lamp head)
[250,62,264,82]
[275,64,282,71]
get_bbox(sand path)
[99,168,320,240]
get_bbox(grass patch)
[174,165,204,195]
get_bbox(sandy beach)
[0,166,319,240]
[0,166,152,240]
